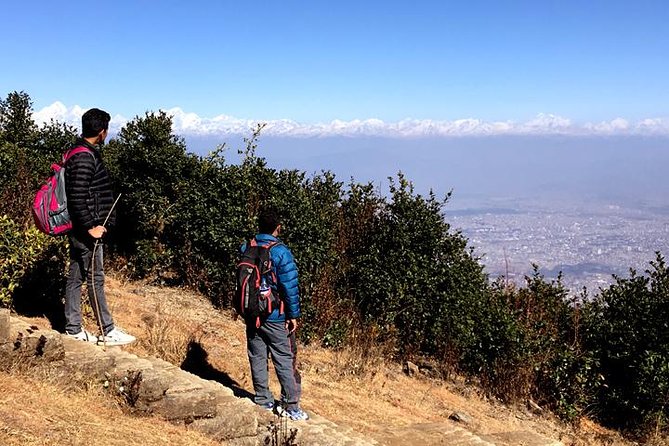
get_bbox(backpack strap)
[62,146,94,164]
[248,238,282,250]
[266,240,283,250]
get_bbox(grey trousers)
[64,233,114,336]
[246,321,302,410]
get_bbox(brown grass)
[12,274,645,446]
[0,369,220,446]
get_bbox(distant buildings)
[451,203,668,297]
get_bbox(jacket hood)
[255,233,280,243]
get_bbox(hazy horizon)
[183,134,669,211]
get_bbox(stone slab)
[0,308,10,342]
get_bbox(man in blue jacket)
[242,209,308,421]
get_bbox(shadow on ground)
[12,248,67,332]
[181,340,253,399]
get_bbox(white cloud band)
[33,102,669,137]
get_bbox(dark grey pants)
[64,233,114,336]
[246,321,302,410]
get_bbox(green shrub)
[0,215,66,308]
[486,270,602,419]
[104,110,199,277]
[0,143,32,223]
[167,150,257,302]
[346,173,489,360]
[582,253,669,435]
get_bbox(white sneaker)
[97,327,136,346]
[66,330,98,343]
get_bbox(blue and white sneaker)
[258,401,275,411]
[274,404,286,417]
[284,407,309,421]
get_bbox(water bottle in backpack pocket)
[258,276,274,311]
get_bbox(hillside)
[3,275,636,446]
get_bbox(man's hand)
[285,319,298,334]
[88,225,107,239]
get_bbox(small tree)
[0,91,38,148]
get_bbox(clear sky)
[1,0,668,133]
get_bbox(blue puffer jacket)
[240,234,301,322]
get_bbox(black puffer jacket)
[64,138,116,231]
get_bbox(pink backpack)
[32,146,93,235]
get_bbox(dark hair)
[258,208,281,234]
[81,108,111,138]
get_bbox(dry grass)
[0,369,220,446]
[9,274,648,446]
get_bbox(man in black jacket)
[64,108,135,346]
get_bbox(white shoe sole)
[65,334,98,343]
[97,338,136,346]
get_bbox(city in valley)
[448,198,669,298]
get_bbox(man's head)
[82,108,111,144]
[258,208,282,236]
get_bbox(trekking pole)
[91,193,122,349]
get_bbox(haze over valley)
[187,134,669,294]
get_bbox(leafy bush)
[104,111,200,277]
[0,143,33,223]
[485,270,602,419]
[0,215,66,309]
[166,148,257,302]
[582,253,669,435]
[347,174,489,359]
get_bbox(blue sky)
[1,0,668,134]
